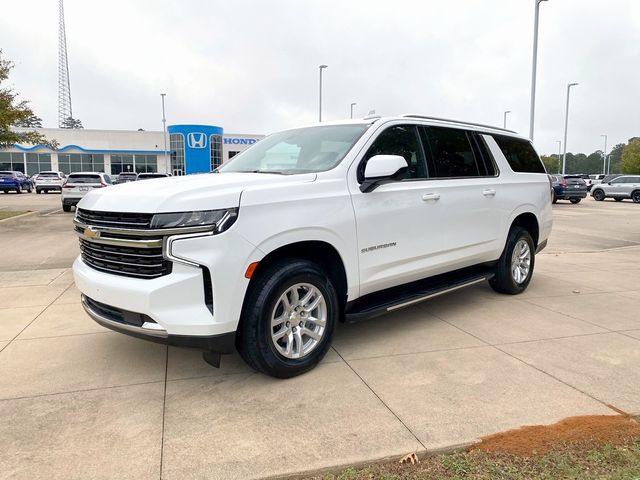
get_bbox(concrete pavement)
[0,194,639,479]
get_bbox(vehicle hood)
[77,172,317,213]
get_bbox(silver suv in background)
[62,172,112,212]
[35,171,66,194]
[591,175,640,203]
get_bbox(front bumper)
[81,294,235,352]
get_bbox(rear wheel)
[592,189,605,201]
[36,188,42,194]
[489,227,535,295]
[569,198,581,204]
[632,191,640,203]
[62,204,71,212]
[237,259,338,378]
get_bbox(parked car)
[589,174,607,186]
[550,175,588,203]
[35,171,66,193]
[591,175,640,203]
[61,172,112,212]
[114,172,138,184]
[600,174,622,184]
[0,171,33,194]
[73,115,552,378]
[137,172,171,180]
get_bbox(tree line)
[541,138,640,175]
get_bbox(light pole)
[561,82,578,174]
[160,93,168,174]
[503,110,511,129]
[600,134,607,174]
[529,0,548,141]
[350,102,357,119]
[556,140,561,173]
[318,65,328,122]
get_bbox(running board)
[344,266,494,323]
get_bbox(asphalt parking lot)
[0,192,639,480]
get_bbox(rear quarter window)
[493,135,546,174]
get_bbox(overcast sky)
[2,0,639,155]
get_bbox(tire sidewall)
[593,189,605,201]
[245,261,338,377]
[633,191,640,203]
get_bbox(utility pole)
[318,65,328,122]
[561,82,578,174]
[529,0,548,141]
[600,134,607,174]
[503,110,511,129]
[350,102,357,119]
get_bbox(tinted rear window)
[493,135,545,173]
[67,175,101,184]
[38,173,60,178]
[0,172,15,177]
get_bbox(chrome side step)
[387,277,488,312]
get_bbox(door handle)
[482,189,496,197]
[422,193,440,201]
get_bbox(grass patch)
[0,210,29,220]
[305,415,640,480]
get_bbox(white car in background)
[61,172,112,212]
[35,171,67,194]
[589,174,606,186]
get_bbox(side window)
[492,135,546,173]
[360,125,427,181]
[422,127,480,178]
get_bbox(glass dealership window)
[134,154,158,173]
[210,134,223,170]
[26,153,52,175]
[110,154,134,175]
[170,133,185,175]
[0,152,26,173]
[58,153,104,174]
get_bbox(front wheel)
[62,203,71,212]
[489,227,535,295]
[632,191,640,203]
[237,259,338,378]
[552,192,557,204]
[592,189,605,201]
[570,198,581,204]
[15,185,22,194]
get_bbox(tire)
[237,259,338,378]
[632,191,640,204]
[615,197,623,202]
[15,185,22,194]
[36,188,41,194]
[62,204,72,212]
[552,192,557,204]
[27,184,32,193]
[592,189,605,201]
[569,198,581,204]
[489,227,535,295]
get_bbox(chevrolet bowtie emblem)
[84,227,100,239]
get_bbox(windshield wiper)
[238,170,288,175]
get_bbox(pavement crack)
[159,346,169,480]
[331,346,428,452]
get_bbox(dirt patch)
[472,414,640,456]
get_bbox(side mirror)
[360,155,408,192]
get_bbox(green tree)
[60,116,83,129]
[621,139,640,174]
[13,111,43,128]
[608,143,625,173]
[0,50,56,149]
[541,155,559,173]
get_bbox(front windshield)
[219,124,369,174]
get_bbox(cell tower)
[58,0,73,127]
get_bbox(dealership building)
[2,125,265,176]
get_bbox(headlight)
[150,208,237,232]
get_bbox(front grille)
[79,238,171,279]
[76,208,153,229]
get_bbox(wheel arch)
[508,211,540,247]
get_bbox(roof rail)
[362,114,381,121]
[400,114,517,134]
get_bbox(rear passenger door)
[417,126,504,265]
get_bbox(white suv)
[62,172,112,212]
[73,115,553,377]
[35,171,66,194]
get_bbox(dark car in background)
[550,175,588,204]
[0,171,33,194]
[137,172,171,180]
[114,172,138,184]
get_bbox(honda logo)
[187,132,207,149]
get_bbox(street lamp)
[160,93,168,174]
[600,134,607,174]
[529,0,548,141]
[350,102,357,119]
[503,110,511,129]
[561,82,578,174]
[556,140,561,173]
[318,65,328,122]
